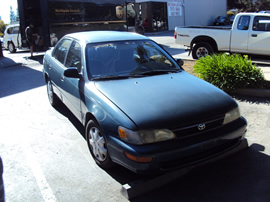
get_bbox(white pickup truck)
[174,13,270,59]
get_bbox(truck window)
[253,16,270,31]
[237,16,250,30]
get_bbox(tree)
[16,7,20,21]
[255,0,270,10]
[9,6,18,23]
[228,0,270,11]
[0,20,6,37]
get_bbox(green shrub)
[193,53,265,91]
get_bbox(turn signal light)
[124,152,152,163]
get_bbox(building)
[135,0,227,32]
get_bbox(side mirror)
[64,67,81,78]
[176,58,184,66]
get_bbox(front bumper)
[108,117,247,174]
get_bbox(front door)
[230,15,250,53]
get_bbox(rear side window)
[237,16,250,30]
[53,39,72,64]
[12,26,19,34]
[253,16,270,31]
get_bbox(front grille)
[159,138,241,171]
[172,115,224,139]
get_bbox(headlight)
[118,126,176,145]
[223,108,240,125]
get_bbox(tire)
[192,42,214,59]
[85,120,115,169]
[8,42,16,53]
[46,80,60,107]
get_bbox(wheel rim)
[9,43,14,52]
[47,81,54,104]
[88,127,107,162]
[196,47,209,58]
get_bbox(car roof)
[65,31,150,44]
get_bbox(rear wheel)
[8,42,16,53]
[86,120,115,169]
[46,80,59,107]
[192,42,213,59]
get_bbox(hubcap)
[196,47,209,58]
[9,43,14,52]
[88,127,107,161]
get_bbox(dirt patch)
[182,60,196,75]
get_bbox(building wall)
[136,0,227,30]
[184,0,227,26]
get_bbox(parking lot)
[1,33,270,201]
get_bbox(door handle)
[251,34,257,37]
[60,76,64,81]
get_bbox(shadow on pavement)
[132,144,270,201]
[0,64,44,98]
[232,94,270,104]
[53,101,85,137]
[0,57,18,68]
[23,55,44,65]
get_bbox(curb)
[231,88,270,98]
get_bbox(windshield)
[86,40,181,79]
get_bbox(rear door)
[230,15,251,53]
[248,16,270,55]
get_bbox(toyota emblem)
[198,124,206,131]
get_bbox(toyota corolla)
[43,31,247,174]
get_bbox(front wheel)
[8,42,16,53]
[192,42,213,59]
[86,120,115,169]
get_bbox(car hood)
[94,72,237,129]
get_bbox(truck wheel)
[8,42,16,53]
[86,120,115,169]
[192,42,213,59]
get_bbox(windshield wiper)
[92,75,142,81]
[134,69,181,76]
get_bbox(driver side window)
[53,39,72,65]
[65,41,82,72]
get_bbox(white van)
[3,24,22,53]
[3,23,58,53]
